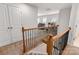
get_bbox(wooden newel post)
[22,27,26,53]
[47,35,53,55]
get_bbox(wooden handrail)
[52,27,71,42]
[47,27,71,42]
[46,27,71,55]
[23,25,59,31]
[22,25,58,54]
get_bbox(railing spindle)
[22,27,26,53]
[22,25,59,54]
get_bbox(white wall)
[68,4,78,45]
[58,7,71,34]
[68,4,79,47]
[20,4,38,28]
[7,3,38,28]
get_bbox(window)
[51,17,57,23]
[37,18,40,24]
[37,17,47,24]
[43,17,47,23]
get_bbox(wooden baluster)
[33,30,35,47]
[37,29,38,43]
[32,30,33,48]
[35,29,37,46]
[35,29,37,45]
[25,31,27,51]
[30,30,32,48]
[32,30,35,47]
[35,29,38,46]
[31,30,33,48]
[29,30,31,49]
[26,30,28,49]
[22,27,26,53]
[28,30,30,49]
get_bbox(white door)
[0,4,11,47]
[8,6,22,43]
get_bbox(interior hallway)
[0,40,79,55]
[0,3,79,55]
